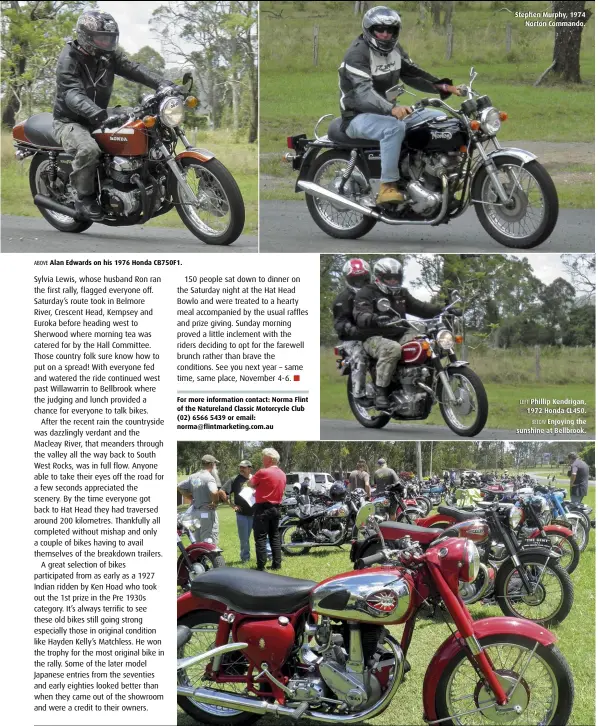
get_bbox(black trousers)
[253,502,281,569]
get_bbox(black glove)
[90,109,108,127]
[102,113,129,129]
[373,314,391,326]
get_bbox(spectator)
[249,448,286,571]
[228,460,255,564]
[177,454,227,544]
[568,452,589,504]
[349,459,371,496]
[373,457,399,495]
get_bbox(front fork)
[431,352,459,405]
[473,139,525,206]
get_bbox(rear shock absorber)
[338,149,358,195]
[47,151,59,188]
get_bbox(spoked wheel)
[29,156,92,233]
[280,524,311,556]
[472,156,558,249]
[563,514,590,552]
[545,533,580,574]
[347,376,391,429]
[305,150,377,239]
[437,367,488,437]
[435,634,574,725]
[494,553,573,626]
[177,610,261,726]
[174,157,245,245]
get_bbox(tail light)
[334,347,340,356]
[287,136,295,149]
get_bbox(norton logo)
[109,136,128,142]
[258,638,266,650]
[430,130,452,140]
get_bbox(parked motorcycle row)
[176,472,592,725]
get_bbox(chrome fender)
[471,147,537,181]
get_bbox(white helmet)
[373,257,403,295]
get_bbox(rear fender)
[422,617,556,721]
[177,590,226,620]
[294,145,324,192]
[175,148,215,163]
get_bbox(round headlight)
[480,107,501,135]
[436,329,455,350]
[159,96,184,128]
[460,539,480,583]
[509,505,523,530]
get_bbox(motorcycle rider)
[354,257,461,409]
[339,6,463,205]
[333,258,372,399]
[52,10,175,220]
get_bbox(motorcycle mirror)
[450,290,461,302]
[355,501,376,530]
[182,71,193,89]
[469,66,477,84]
[377,298,391,312]
[385,83,405,102]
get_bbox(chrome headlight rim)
[508,505,523,530]
[159,96,185,128]
[436,329,455,350]
[462,539,480,583]
[480,107,501,135]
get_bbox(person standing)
[227,460,255,563]
[568,452,589,504]
[177,454,226,544]
[249,448,286,571]
[348,459,371,496]
[373,457,399,495]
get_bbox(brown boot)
[376,182,404,205]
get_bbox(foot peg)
[289,702,309,720]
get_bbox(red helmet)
[342,258,371,293]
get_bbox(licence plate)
[522,537,551,549]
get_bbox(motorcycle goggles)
[89,31,119,52]
[378,273,402,291]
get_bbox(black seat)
[327,117,378,148]
[437,505,485,522]
[23,112,62,149]
[190,567,316,614]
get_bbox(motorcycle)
[534,485,591,552]
[285,67,558,249]
[352,501,574,625]
[177,533,574,725]
[336,294,488,437]
[177,513,225,590]
[13,74,245,245]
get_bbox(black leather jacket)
[333,288,383,341]
[53,41,165,126]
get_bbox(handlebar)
[356,551,387,569]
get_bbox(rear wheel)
[280,523,311,556]
[305,150,377,239]
[347,376,391,429]
[545,532,579,574]
[29,155,92,233]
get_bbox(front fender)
[421,513,457,528]
[471,146,537,181]
[446,360,469,369]
[176,148,215,163]
[422,617,556,721]
[533,524,573,538]
[186,542,223,554]
[176,590,226,620]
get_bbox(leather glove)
[102,113,129,129]
[90,109,108,127]
[373,315,392,326]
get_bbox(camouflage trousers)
[52,119,102,197]
[343,340,368,397]
[194,508,219,545]
[363,332,416,388]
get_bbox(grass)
[177,488,595,726]
[0,129,258,234]
[320,350,596,433]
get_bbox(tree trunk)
[431,1,442,28]
[551,1,591,83]
[444,1,454,27]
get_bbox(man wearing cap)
[248,447,286,571]
[228,460,256,563]
[348,459,371,497]
[177,454,226,544]
[568,452,589,504]
[374,457,399,495]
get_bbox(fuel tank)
[401,339,429,365]
[440,518,490,544]
[92,119,148,156]
[406,117,468,152]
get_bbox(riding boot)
[374,385,391,410]
[75,194,102,220]
[376,182,404,205]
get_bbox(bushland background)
[320,253,596,430]
[260,0,594,208]
[1,1,258,233]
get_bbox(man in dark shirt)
[228,460,254,563]
[568,452,589,504]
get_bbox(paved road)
[1,215,257,253]
[320,418,592,441]
[260,202,594,253]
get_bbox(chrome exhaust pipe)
[283,541,343,548]
[34,194,82,220]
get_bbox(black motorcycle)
[285,67,557,248]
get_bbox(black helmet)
[373,257,403,295]
[77,11,119,57]
[362,6,402,55]
[329,482,346,501]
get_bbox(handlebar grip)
[356,551,386,569]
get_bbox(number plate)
[522,537,551,549]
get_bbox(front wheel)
[563,513,590,552]
[416,496,432,515]
[494,553,573,626]
[471,156,558,249]
[174,157,245,245]
[437,366,488,437]
[434,634,574,726]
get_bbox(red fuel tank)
[92,119,148,156]
[401,339,429,365]
[235,617,295,672]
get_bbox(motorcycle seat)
[23,112,62,149]
[379,520,443,545]
[327,117,378,148]
[190,567,316,614]
[437,505,484,522]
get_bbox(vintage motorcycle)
[13,74,245,245]
[177,512,225,590]
[534,485,591,552]
[177,532,574,725]
[285,67,558,248]
[336,295,488,437]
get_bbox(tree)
[538,277,575,332]
[537,1,592,85]
[111,46,166,107]
[561,253,595,302]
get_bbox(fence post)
[535,345,541,382]
[313,25,319,66]
[445,24,453,60]
[506,23,512,53]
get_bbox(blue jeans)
[236,513,271,562]
[346,109,444,183]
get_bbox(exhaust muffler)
[34,194,82,220]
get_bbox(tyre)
[305,150,378,239]
[434,634,574,726]
[494,553,573,626]
[471,156,559,249]
[545,532,580,574]
[174,157,245,245]
[177,610,261,726]
[280,523,311,556]
[347,376,391,429]
[176,551,225,590]
[564,513,590,552]
[437,366,488,437]
[416,496,432,515]
[29,155,93,233]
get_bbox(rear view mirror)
[377,298,391,312]
[385,84,405,102]
[182,72,193,90]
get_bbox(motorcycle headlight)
[460,539,480,583]
[436,329,454,350]
[159,96,184,128]
[480,107,501,135]
[509,505,524,530]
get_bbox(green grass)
[177,491,595,725]
[1,130,258,234]
[320,351,596,433]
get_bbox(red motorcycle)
[177,535,573,724]
[13,74,245,245]
[177,513,225,590]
